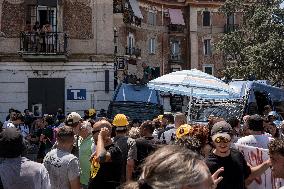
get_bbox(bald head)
[93,120,112,131]
[92,120,113,144]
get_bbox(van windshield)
[192,103,243,122]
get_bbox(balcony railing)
[19,32,67,55]
[125,46,141,57]
[168,24,185,33]
[123,10,142,27]
[224,24,239,33]
[169,54,183,63]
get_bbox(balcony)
[19,32,68,61]
[123,10,142,27]
[168,24,185,33]
[125,46,141,58]
[169,54,183,63]
[224,24,239,33]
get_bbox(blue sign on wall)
[67,89,86,100]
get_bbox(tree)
[216,0,284,83]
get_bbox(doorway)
[28,78,65,116]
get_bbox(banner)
[234,144,284,189]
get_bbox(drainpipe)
[161,4,164,75]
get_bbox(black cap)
[211,121,233,140]
[0,128,26,158]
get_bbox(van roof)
[229,81,284,101]
[113,83,160,104]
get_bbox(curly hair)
[269,139,284,156]
[175,124,209,154]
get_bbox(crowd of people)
[1,106,284,189]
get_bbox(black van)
[107,83,163,121]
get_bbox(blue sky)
[281,2,284,8]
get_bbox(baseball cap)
[211,121,232,141]
[0,128,26,158]
[65,112,82,126]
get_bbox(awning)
[129,0,143,19]
[169,9,185,25]
[37,0,57,7]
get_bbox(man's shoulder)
[22,157,47,171]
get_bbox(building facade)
[0,0,114,120]
[113,0,241,112]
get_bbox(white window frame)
[127,33,135,54]
[202,10,211,27]
[149,38,156,54]
[203,64,214,75]
[203,39,211,56]
[171,40,181,60]
[148,10,157,26]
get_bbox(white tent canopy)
[148,69,239,100]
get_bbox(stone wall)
[63,1,93,39]
[1,1,25,37]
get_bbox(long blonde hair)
[124,145,211,189]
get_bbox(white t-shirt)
[159,128,177,144]
[3,120,15,129]
[235,134,274,149]
[18,124,30,138]
[0,157,50,189]
[43,148,80,189]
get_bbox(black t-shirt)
[134,137,157,180]
[88,143,123,189]
[206,149,251,189]
[136,137,157,165]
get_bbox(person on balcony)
[32,21,41,52]
[42,21,54,53]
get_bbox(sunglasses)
[214,136,231,143]
[92,130,100,135]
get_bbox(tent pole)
[187,88,193,123]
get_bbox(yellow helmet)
[112,114,129,127]
[88,108,96,117]
[157,115,163,121]
[176,124,193,139]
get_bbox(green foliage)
[216,0,284,82]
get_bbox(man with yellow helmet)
[112,114,137,182]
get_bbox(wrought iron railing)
[125,46,141,57]
[224,24,239,33]
[169,54,183,63]
[168,24,185,33]
[20,32,67,55]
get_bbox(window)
[171,40,181,60]
[203,11,211,26]
[149,38,156,54]
[114,29,118,44]
[203,65,214,75]
[204,39,211,56]
[148,11,157,25]
[127,33,135,54]
[227,14,235,25]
